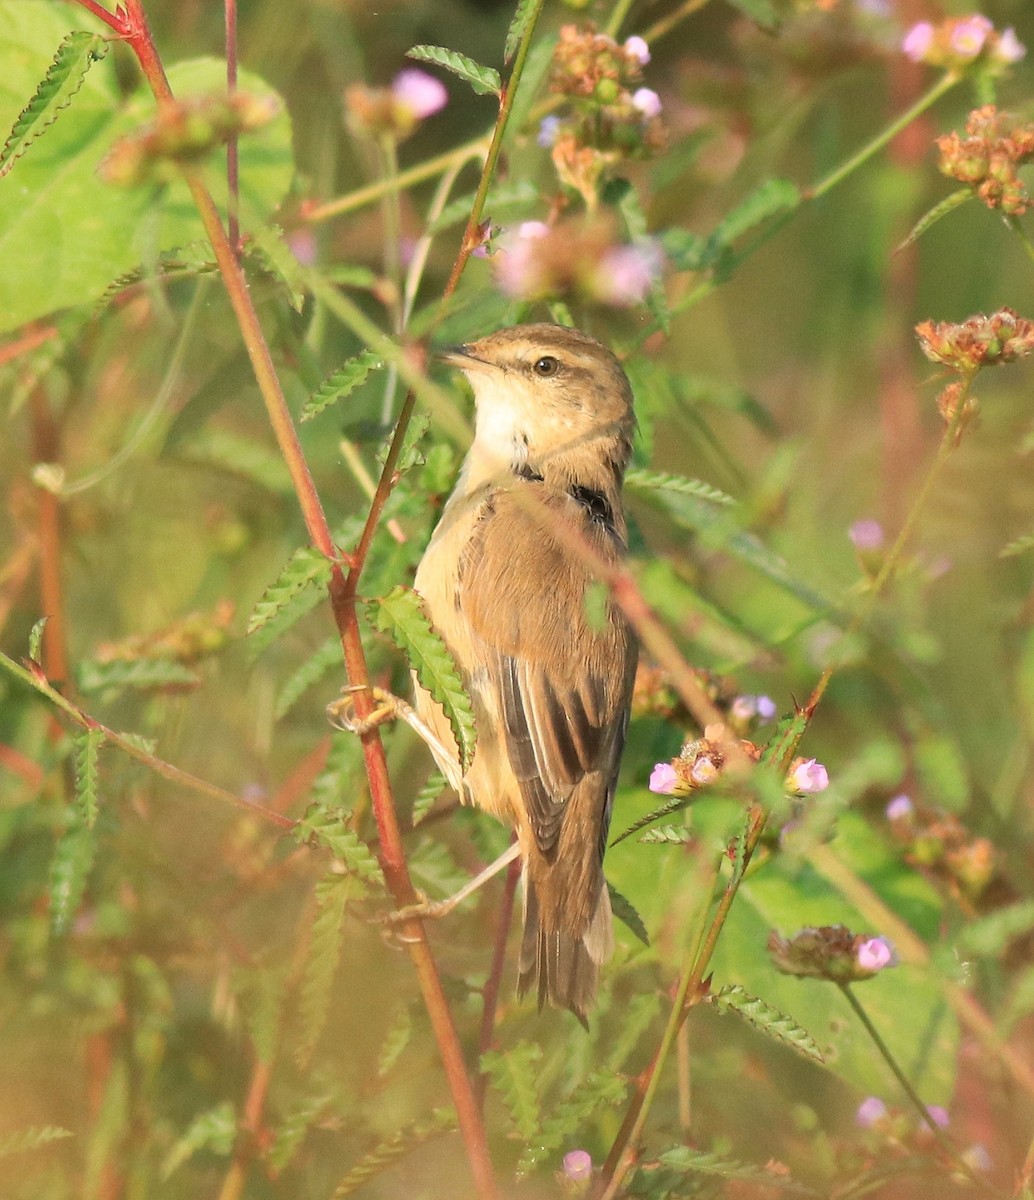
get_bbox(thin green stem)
[808,72,958,202]
[1004,214,1034,265]
[604,0,637,39]
[378,133,404,424]
[838,985,1002,1198]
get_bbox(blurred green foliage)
[1,0,1034,1197]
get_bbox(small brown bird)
[413,323,638,1021]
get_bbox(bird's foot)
[327,686,410,736]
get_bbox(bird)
[412,323,638,1022]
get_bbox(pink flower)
[730,694,777,724]
[631,87,662,118]
[856,936,896,971]
[392,68,447,119]
[690,755,718,786]
[563,1150,593,1182]
[849,519,884,551]
[925,1105,950,1128]
[949,15,994,60]
[902,21,935,62]
[649,762,679,794]
[493,222,550,297]
[787,758,829,794]
[885,793,913,821]
[624,35,651,65]
[856,1096,887,1127]
[994,27,1026,64]
[596,241,662,304]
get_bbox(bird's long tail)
[516,862,613,1026]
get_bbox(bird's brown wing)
[459,489,637,858]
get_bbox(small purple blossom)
[902,21,935,62]
[885,793,913,821]
[563,1150,593,1182]
[624,35,651,65]
[690,755,718,786]
[925,1105,950,1129]
[392,68,448,120]
[596,241,661,304]
[649,762,679,794]
[788,758,829,794]
[857,936,897,972]
[730,694,777,724]
[949,14,994,60]
[855,1096,887,1127]
[995,27,1026,64]
[849,519,884,551]
[756,695,777,721]
[538,115,563,148]
[631,87,662,119]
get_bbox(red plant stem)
[29,390,70,689]
[476,848,521,1108]
[217,1057,272,1200]
[90,4,499,1194]
[0,323,58,366]
[70,0,125,33]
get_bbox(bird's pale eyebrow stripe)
[569,484,615,531]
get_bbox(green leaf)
[709,178,800,254]
[660,228,712,272]
[724,0,780,29]
[246,546,332,647]
[710,984,824,1063]
[626,468,736,507]
[0,31,108,178]
[639,824,694,845]
[517,1071,626,1175]
[372,585,477,772]
[302,351,384,421]
[658,1146,817,1193]
[247,223,307,311]
[504,0,538,62]
[611,793,695,846]
[608,880,650,946]
[295,803,385,889]
[377,1004,413,1077]
[406,45,501,97]
[49,808,96,934]
[73,727,103,828]
[412,770,447,825]
[275,636,342,720]
[0,1126,73,1159]
[161,1102,236,1180]
[328,1109,457,1199]
[1000,532,1034,559]
[76,657,201,696]
[0,18,294,333]
[177,428,294,493]
[898,187,973,254]
[955,900,1034,958]
[267,1096,333,1173]
[481,1042,542,1139]
[294,873,353,1068]
[27,615,47,663]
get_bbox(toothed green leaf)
[412,770,447,825]
[711,984,824,1063]
[611,793,695,846]
[295,803,385,889]
[77,657,201,696]
[327,1109,457,1197]
[517,1071,626,1175]
[481,1042,542,1140]
[504,0,538,62]
[27,616,47,664]
[49,808,96,934]
[248,222,307,311]
[377,1004,413,1078]
[294,872,354,1068]
[406,45,501,97]
[608,880,650,946]
[73,727,103,828]
[0,1126,73,1159]
[301,350,384,421]
[246,546,332,648]
[161,1103,236,1180]
[709,178,800,254]
[275,636,342,720]
[372,585,476,772]
[625,468,736,507]
[658,1145,819,1193]
[638,824,694,845]
[0,32,108,178]
[898,187,973,254]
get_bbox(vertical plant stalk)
[225,0,240,253]
[71,2,501,1195]
[476,848,521,1108]
[30,390,70,688]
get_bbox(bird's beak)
[437,344,497,374]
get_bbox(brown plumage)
[413,324,638,1022]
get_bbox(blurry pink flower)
[596,241,661,304]
[925,1105,950,1128]
[631,87,662,118]
[787,758,829,794]
[995,27,1026,64]
[885,793,913,821]
[949,15,994,59]
[392,68,447,119]
[902,21,935,62]
[856,1096,887,1127]
[563,1150,593,1182]
[649,762,679,794]
[856,935,896,971]
[849,519,884,551]
[494,222,550,297]
[730,694,777,724]
[624,35,651,65]
[538,115,563,147]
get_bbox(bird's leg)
[327,686,464,794]
[375,839,522,926]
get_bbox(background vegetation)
[1,0,1033,1197]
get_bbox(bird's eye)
[532,355,560,377]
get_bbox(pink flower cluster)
[902,15,1024,71]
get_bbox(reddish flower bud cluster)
[768,925,896,983]
[936,106,1034,215]
[648,723,762,796]
[902,15,1024,73]
[915,307,1034,374]
[542,25,666,206]
[886,797,996,901]
[344,69,447,141]
[100,92,280,186]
